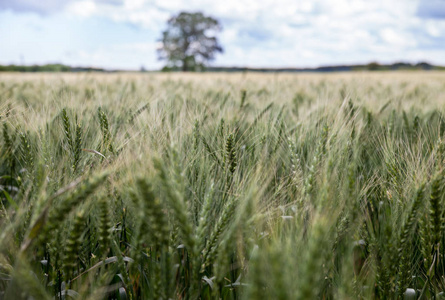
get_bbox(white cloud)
[67,1,97,17]
[63,42,163,70]
[379,28,416,48]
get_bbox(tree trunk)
[182,59,188,72]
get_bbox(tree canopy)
[157,12,223,72]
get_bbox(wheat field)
[1,71,445,299]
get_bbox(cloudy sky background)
[0,0,444,70]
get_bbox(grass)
[1,71,445,299]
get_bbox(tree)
[157,12,223,72]
[367,62,380,71]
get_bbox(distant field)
[1,72,445,299]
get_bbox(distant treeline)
[206,62,445,73]
[0,64,106,72]
[1,62,444,73]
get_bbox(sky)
[0,0,444,70]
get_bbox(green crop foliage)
[1,72,445,299]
